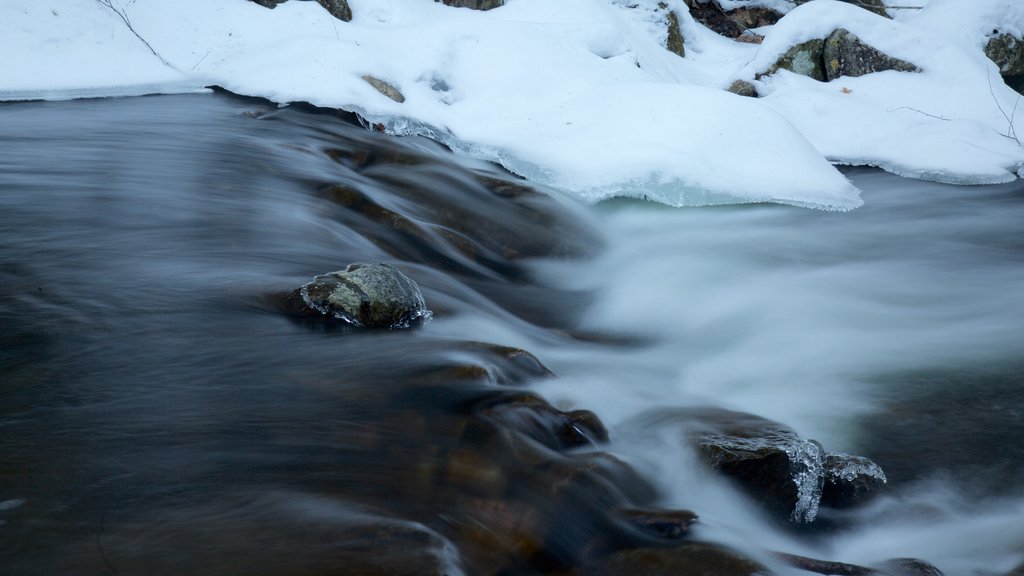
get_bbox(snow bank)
[2,0,1021,209]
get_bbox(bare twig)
[887,106,951,121]
[987,70,1022,145]
[96,0,178,70]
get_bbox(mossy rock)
[765,38,827,81]
[666,9,686,58]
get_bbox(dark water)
[2,92,1023,575]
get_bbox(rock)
[821,453,887,509]
[613,508,698,541]
[437,0,503,10]
[316,0,352,21]
[685,0,746,39]
[294,263,431,328]
[776,551,880,575]
[694,410,826,523]
[248,0,287,7]
[361,75,405,103]
[765,38,827,81]
[663,408,886,524]
[581,543,765,576]
[666,9,686,58]
[473,391,609,451]
[726,6,783,29]
[794,0,889,18]
[985,33,1024,76]
[823,28,919,80]
[872,557,945,576]
[727,79,758,97]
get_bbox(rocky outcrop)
[763,28,919,82]
[823,28,919,79]
[289,263,431,328]
[438,0,503,10]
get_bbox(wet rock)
[666,408,885,524]
[581,543,765,576]
[872,557,945,576]
[362,75,405,103]
[821,453,887,509]
[666,9,686,58]
[823,28,919,80]
[473,391,609,451]
[613,507,698,541]
[765,38,827,81]
[316,0,353,21]
[438,0,503,10]
[727,79,758,97]
[776,551,879,575]
[292,263,431,328]
[986,33,1024,76]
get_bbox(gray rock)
[666,9,686,58]
[765,38,827,81]
[727,79,758,97]
[438,0,503,10]
[823,28,920,80]
[316,0,352,21]
[794,0,889,18]
[362,75,406,103]
[298,263,430,328]
[821,453,887,509]
[985,33,1024,76]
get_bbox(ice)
[2,0,1022,206]
[786,439,826,523]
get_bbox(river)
[1,92,1022,575]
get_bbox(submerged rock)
[581,543,765,576]
[294,263,431,328]
[823,28,919,80]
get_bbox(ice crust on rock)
[2,0,1022,208]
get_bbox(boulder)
[765,38,827,81]
[985,33,1024,76]
[316,0,352,21]
[823,28,919,80]
[727,79,758,97]
[672,408,886,523]
[438,0,503,10]
[292,263,431,328]
[794,0,889,18]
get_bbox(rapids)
[1,92,1022,575]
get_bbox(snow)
[2,0,1022,209]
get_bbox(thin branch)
[987,70,1022,145]
[96,0,177,70]
[887,106,951,121]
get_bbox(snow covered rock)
[438,0,503,10]
[822,28,920,80]
[795,0,887,18]
[985,33,1024,76]
[762,28,918,82]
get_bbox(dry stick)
[887,106,951,121]
[96,0,178,70]
[987,70,1022,145]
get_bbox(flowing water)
[1,92,1022,575]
